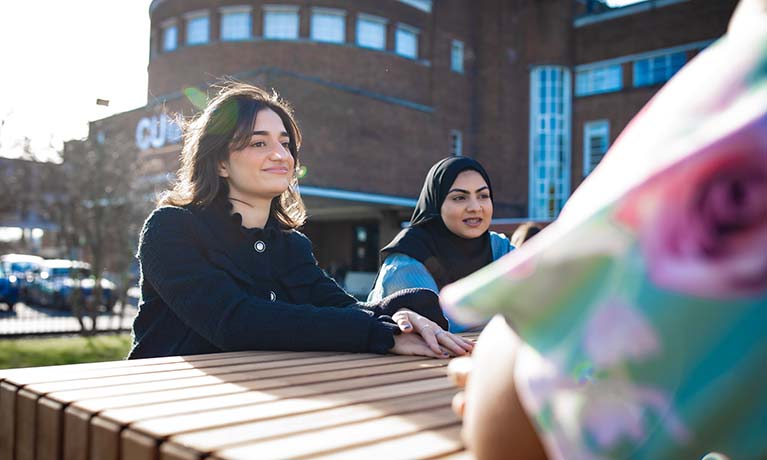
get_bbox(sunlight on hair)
[183,86,208,110]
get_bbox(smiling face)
[440,169,493,239]
[218,108,295,203]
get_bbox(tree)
[47,128,153,334]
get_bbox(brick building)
[81,0,737,275]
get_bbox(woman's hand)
[447,355,472,416]
[389,333,452,359]
[392,308,474,357]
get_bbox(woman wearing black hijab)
[368,157,514,331]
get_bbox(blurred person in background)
[510,222,542,248]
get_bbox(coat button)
[254,240,266,253]
[269,291,276,302]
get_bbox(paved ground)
[0,302,137,336]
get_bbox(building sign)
[135,113,183,151]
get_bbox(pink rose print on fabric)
[516,347,690,460]
[582,382,691,449]
[617,116,767,299]
[583,299,660,368]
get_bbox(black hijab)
[381,156,494,289]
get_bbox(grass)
[0,334,132,369]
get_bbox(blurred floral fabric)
[442,21,766,460]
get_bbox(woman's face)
[440,169,493,239]
[219,108,295,202]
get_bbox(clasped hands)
[389,308,473,358]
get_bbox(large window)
[529,66,572,219]
[185,11,210,46]
[311,8,345,44]
[451,40,464,73]
[264,5,299,40]
[220,7,251,41]
[633,51,686,87]
[161,20,178,52]
[575,64,622,96]
[357,14,386,50]
[583,120,609,176]
[356,14,386,50]
[395,24,419,59]
[450,130,463,156]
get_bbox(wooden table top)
[0,336,477,460]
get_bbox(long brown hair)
[158,82,306,228]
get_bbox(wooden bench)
[0,335,478,460]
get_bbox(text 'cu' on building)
[77,0,737,276]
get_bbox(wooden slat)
[298,424,465,460]
[213,407,459,460]
[90,416,126,460]
[121,429,159,460]
[0,381,18,460]
[434,450,476,460]
[37,397,64,460]
[16,388,38,460]
[119,371,452,460]
[162,388,458,458]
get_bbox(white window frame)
[633,51,687,87]
[263,4,300,40]
[450,130,463,156]
[397,0,432,13]
[583,120,610,176]
[310,8,346,44]
[160,19,178,52]
[528,66,572,220]
[451,40,464,73]
[575,64,622,96]
[356,14,387,50]
[220,6,252,42]
[395,23,419,59]
[184,10,210,46]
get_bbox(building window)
[583,120,609,176]
[575,64,622,96]
[220,7,252,41]
[529,66,572,219]
[451,40,464,73]
[185,11,210,46]
[633,51,686,87]
[397,0,432,12]
[450,130,463,156]
[395,24,419,59]
[356,14,386,50]
[161,21,177,52]
[264,5,299,40]
[311,8,345,44]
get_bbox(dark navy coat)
[129,199,445,359]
